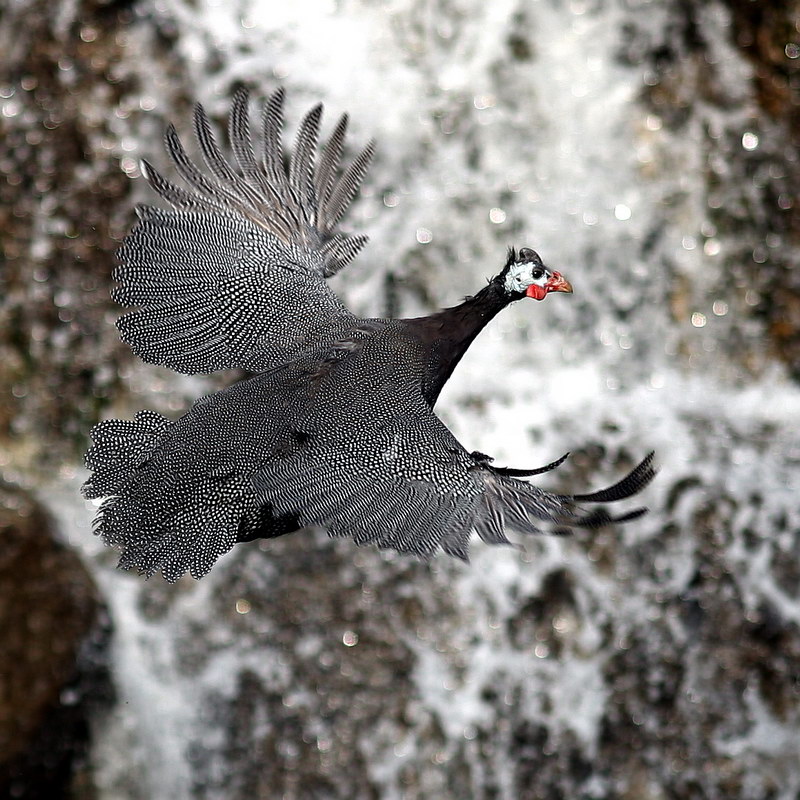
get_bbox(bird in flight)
[83,88,655,582]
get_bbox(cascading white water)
[44,0,800,797]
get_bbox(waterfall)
[30,0,800,797]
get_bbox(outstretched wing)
[114,87,375,374]
[82,338,655,581]
[251,391,657,561]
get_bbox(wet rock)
[3,0,800,797]
[0,0,208,466]
[625,0,800,379]
[0,482,111,798]
[179,536,433,800]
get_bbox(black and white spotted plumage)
[84,89,655,582]
[114,87,370,374]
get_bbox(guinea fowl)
[83,88,655,582]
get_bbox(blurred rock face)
[2,0,800,799]
[627,0,800,378]
[0,0,220,466]
[0,483,110,797]
[1,0,131,464]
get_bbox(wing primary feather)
[441,536,471,561]
[259,89,308,236]
[228,86,272,194]
[192,102,264,211]
[321,234,370,277]
[490,452,571,477]
[314,113,348,221]
[156,90,370,277]
[261,88,290,194]
[572,452,656,503]
[571,506,649,528]
[479,456,653,541]
[440,504,479,559]
[473,490,510,544]
[164,123,243,210]
[289,103,323,219]
[139,159,221,212]
[228,87,295,226]
[323,139,376,229]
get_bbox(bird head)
[500,247,573,301]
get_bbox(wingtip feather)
[572,452,657,504]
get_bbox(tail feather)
[84,411,254,581]
[83,410,170,499]
[92,479,252,582]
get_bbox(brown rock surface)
[0,482,110,798]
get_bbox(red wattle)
[526,284,547,300]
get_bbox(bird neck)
[408,280,513,406]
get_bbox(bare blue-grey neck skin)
[401,247,572,407]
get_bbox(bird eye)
[531,267,544,280]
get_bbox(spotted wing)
[251,392,656,560]
[114,88,374,374]
[84,340,655,581]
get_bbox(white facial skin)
[503,260,549,294]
